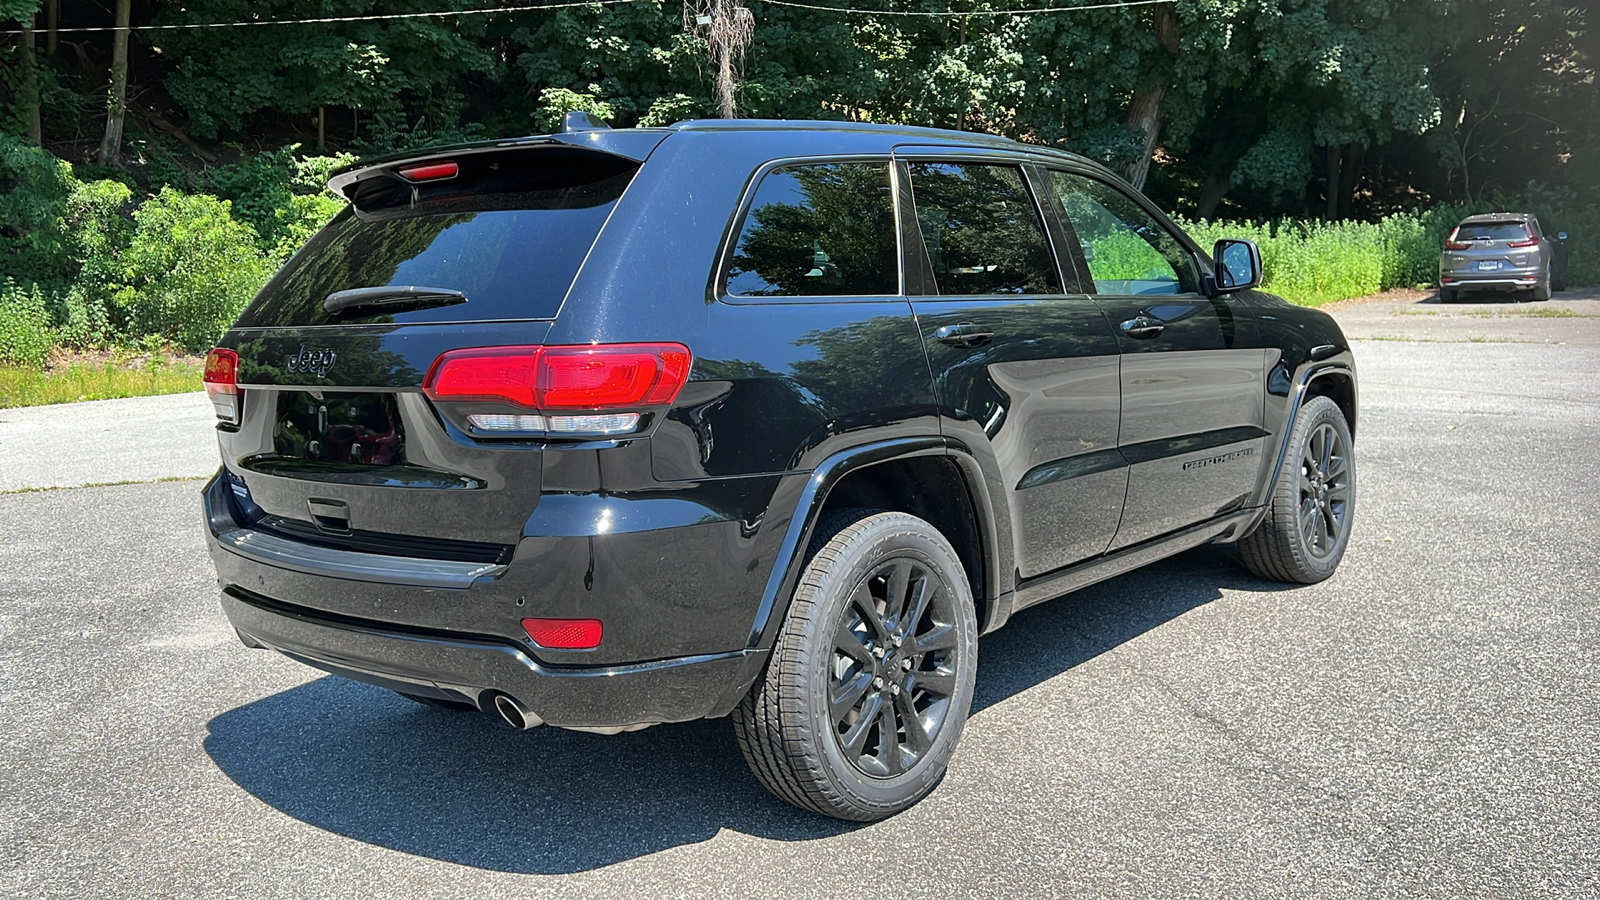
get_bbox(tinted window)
[725,163,898,297]
[1455,222,1531,241]
[907,163,1060,295]
[235,163,634,327]
[1052,171,1197,296]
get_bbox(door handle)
[935,323,996,349]
[1120,316,1165,339]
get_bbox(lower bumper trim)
[220,588,759,728]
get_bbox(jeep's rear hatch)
[211,138,662,558]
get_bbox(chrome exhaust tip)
[492,693,543,730]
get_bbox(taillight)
[203,348,240,424]
[1443,228,1470,251]
[1507,230,1538,248]
[522,617,602,650]
[424,343,691,438]
[397,160,458,182]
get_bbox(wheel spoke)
[896,691,933,755]
[901,575,935,641]
[839,690,884,756]
[908,668,956,698]
[850,582,891,643]
[874,699,903,775]
[834,620,873,666]
[883,559,913,632]
[1316,506,1332,550]
[831,670,873,723]
[910,622,956,655]
[1317,426,1334,473]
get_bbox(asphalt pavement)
[1,299,1597,898]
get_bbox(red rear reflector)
[522,618,602,649]
[204,348,238,396]
[424,344,691,410]
[397,160,459,182]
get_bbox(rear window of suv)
[234,150,637,328]
[1454,222,1530,241]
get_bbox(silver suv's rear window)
[235,153,635,327]
[1454,222,1529,241]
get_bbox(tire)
[1237,396,1355,584]
[1532,276,1551,301]
[1439,288,1457,303]
[396,690,479,712]
[734,509,979,821]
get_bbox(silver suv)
[1439,212,1567,302]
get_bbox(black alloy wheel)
[830,556,962,778]
[1298,420,1352,560]
[1238,395,1356,583]
[734,509,978,821]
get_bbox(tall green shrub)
[0,279,54,367]
[113,188,275,351]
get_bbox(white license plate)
[1478,261,1499,271]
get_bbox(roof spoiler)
[327,113,665,202]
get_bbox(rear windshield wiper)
[324,286,467,315]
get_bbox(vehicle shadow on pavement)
[204,545,1287,874]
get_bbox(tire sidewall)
[794,515,978,813]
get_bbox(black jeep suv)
[202,116,1357,821]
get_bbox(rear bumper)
[220,587,758,728]
[1440,270,1541,290]
[201,469,774,726]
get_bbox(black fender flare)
[1256,355,1358,512]
[706,435,1007,715]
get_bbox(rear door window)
[725,162,899,298]
[235,152,636,327]
[905,162,1061,296]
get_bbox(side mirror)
[1212,238,1262,294]
[1557,231,1569,241]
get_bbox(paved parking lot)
[2,297,1597,898]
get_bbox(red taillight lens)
[204,348,240,423]
[538,345,691,408]
[1507,231,1538,248]
[425,344,691,411]
[522,617,602,650]
[425,347,542,407]
[1443,228,1469,251]
[397,160,459,182]
[204,348,238,394]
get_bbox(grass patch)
[0,353,204,408]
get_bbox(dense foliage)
[0,0,1593,364]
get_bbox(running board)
[1010,508,1261,613]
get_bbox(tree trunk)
[1124,83,1164,190]
[46,0,58,55]
[317,106,326,152]
[1338,143,1365,219]
[1325,144,1342,220]
[1122,1,1181,189]
[1197,169,1231,219]
[97,0,131,166]
[21,16,42,144]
